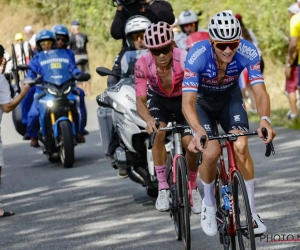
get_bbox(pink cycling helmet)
[144,21,173,49]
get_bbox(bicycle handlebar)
[197,127,275,161]
[148,122,191,150]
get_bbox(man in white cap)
[24,26,36,51]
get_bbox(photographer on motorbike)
[174,10,200,50]
[108,0,175,86]
[108,15,151,86]
[25,30,84,147]
[52,24,88,141]
[135,22,202,213]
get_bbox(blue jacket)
[26,49,81,80]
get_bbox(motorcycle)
[96,50,174,198]
[19,49,90,168]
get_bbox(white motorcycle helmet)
[178,10,199,33]
[125,15,151,49]
[208,11,241,42]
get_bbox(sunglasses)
[131,32,144,41]
[56,37,66,42]
[213,40,240,51]
[40,41,53,46]
[183,22,196,28]
[150,44,172,56]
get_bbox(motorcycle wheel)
[59,121,75,168]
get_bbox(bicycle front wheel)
[232,171,256,250]
[176,156,191,250]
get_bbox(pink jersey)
[135,48,187,97]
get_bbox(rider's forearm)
[182,102,202,133]
[255,91,271,118]
[136,98,152,121]
[288,44,297,65]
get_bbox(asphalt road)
[0,99,300,250]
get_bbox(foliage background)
[1,0,299,128]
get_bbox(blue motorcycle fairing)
[53,117,77,139]
[38,49,73,86]
[38,90,81,137]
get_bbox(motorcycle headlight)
[47,88,57,96]
[63,86,72,94]
[112,101,126,113]
[47,100,54,107]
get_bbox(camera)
[111,0,136,6]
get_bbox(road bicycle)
[198,126,275,250]
[149,115,193,250]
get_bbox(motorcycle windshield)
[38,49,73,85]
[186,30,210,49]
[120,49,148,78]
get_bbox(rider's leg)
[182,134,203,214]
[195,102,220,236]
[27,98,40,147]
[21,86,36,139]
[152,123,167,189]
[75,87,87,142]
[220,86,266,234]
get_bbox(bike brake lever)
[261,127,275,157]
[148,121,160,150]
[196,135,207,165]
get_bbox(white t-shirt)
[29,34,36,49]
[0,74,12,125]
[15,42,29,64]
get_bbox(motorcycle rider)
[174,10,199,50]
[108,0,175,87]
[52,24,88,141]
[108,15,151,178]
[25,30,83,147]
[182,12,276,236]
[135,21,202,213]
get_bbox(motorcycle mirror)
[17,64,30,71]
[76,73,91,82]
[76,59,88,66]
[96,67,120,77]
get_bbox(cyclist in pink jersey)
[135,21,201,213]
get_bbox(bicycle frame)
[218,139,240,236]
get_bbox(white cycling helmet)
[208,11,241,42]
[178,10,199,33]
[125,15,151,49]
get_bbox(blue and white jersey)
[182,39,264,96]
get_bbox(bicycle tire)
[215,164,236,250]
[167,150,182,241]
[232,171,256,250]
[176,156,191,250]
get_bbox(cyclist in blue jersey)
[182,12,276,237]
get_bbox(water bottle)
[222,185,230,211]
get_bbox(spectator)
[171,18,180,36]
[69,20,91,96]
[24,26,36,52]
[285,3,300,120]
[0,44,30,218]
[14,33,29,65]
[174,10,200,50]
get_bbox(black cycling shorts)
[196,84,249,136]
[147,89,193,138]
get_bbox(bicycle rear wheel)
[176,156,191,250]
[232,171,256,250]
[167,151,182,241]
